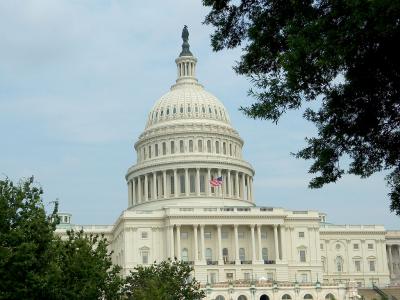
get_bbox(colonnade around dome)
[127,167,254,207]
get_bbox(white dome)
[146,84,231,129]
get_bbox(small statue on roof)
[180,25,193,57]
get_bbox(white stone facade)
[56,29,399,300]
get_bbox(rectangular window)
[170,141,175,154]
[239,248,245,261]
[200,175,205,193]
[298,232,305,238]
[162,142,166,155]
[148,145,152,158]
[261,231,267,240]
[198,140,203,152]
[180,175,185,194]
[190,174,195,193]
[141,231,148,239]
[204,231,212,240]
[354,244,359,250]
[355,260,361,272]
[221,231,229,239]
[368,243,374,250]
[244,272,250,280]
[155,144,158,156]
[301,273,308,283]
[226,273,233,280]
[267,272,274,281]
[189,140,193,152]
[215,141,220,154]
[181,232,188,239]
[238,231,245,239]
[142,251,149,264]
[262,248,268,261]
[320,243,324,250]
[210,272,217,284]
[299,250,306,262]
[223,142,227,154]
[170,175,174,194]
[369,261,375,272]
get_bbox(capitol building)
[57,27,400,300]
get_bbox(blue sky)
[0,0,398,229]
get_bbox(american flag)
[210,176,223,187]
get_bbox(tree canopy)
[202,0,400,214]
[124,259,205,300]
[0,177,123,300]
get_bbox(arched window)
[216,296,225,300]
[325,294,335,300]
[170,141,175,154]
[223,142,227,154]
[162,142,166,155]
[173,107,177,114]
[180,175,185,194]
[282,295,291,300]
[336,256,343,272]
[189,140,193,152]
[148,145,152,158]
[238,296,247,300]
[205,248,212,262]
[262,248,268,261]
[207,140,211,152]
[155,144,158,157]
[180,140,184,153]
[187,105,191,113]
[160,109,164,116]
[202,106,205,113]
[208,106,212,114]
[304,295,313,300]
[195,105,198,113]
[260,295,270,300]
[239,248,245,261]
[198,140,203,152]
[166,108,170,115]
[215,141,220,154]
[180,106,184,113]
[181,248,188,262]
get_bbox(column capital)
[234,224,239,229]
[200,224,205,229]
[176,224,181,229]
[217,224,222,229]
[193,224,198,229]
[250,224,255,229]
[196,167,200,171]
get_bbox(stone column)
[185,168,189,196]
[196,168,200,196]
[388,245,394,276]
[144,174,148,202]
[217,169,222,197]
[251,225,256,263]
[193,225,199,263]
[132,178,136,205]
[257,224,263,262]
[280,225,286,262]
[217,225,223,265]
[153,172,157,200]
[174,169,178,197]
[176,225,181,260]
[227,170,232,197]
[274,225,280,263]
[241,173,246,200]
[128,180,132,206]
[137,176,142,203]
[235,171,239,199]
[169,226,175,258]
[163,170,167,198]
[200,225,205,263]
[234,225,240,264]
[207,168,211,196]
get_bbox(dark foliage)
[203,0,400,214]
